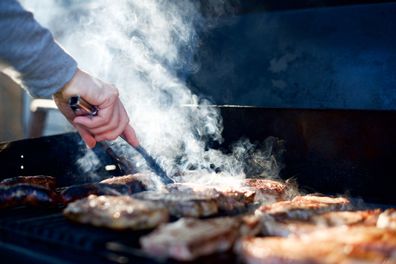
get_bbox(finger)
[75,124,97,148]
[89,102,121,134]
[122,124,140,148]
[94,104,129,142]
[73,102,116,129]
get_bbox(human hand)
[53,69,139,149]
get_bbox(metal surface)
[0,207,238,264]
[0,133,124,186]
[219,107,396,205]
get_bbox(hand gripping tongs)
[68,95,174,184]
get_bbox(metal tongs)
[69,95,174,184]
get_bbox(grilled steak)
[236,226,396,264]
[166,183,255,213]
[63,195,169,230]
[0,175,56,190]
[256,194,351,220]
[243,178,291,203]
[0,184,58,209]
[140,216,260,261]
[261,210,381,237]
[377,209,396,230]
[133,190,218,217]
[100,173,155,191]
[214,186,256,212]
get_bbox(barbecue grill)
[2,0,396,263]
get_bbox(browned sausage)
[0,184,58,209]
[0,175,56,190]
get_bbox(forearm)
[0,0,77,98]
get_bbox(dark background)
[189,0,396,110]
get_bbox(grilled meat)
[133,190,218,217]
[0,175,56,190]
[0,184,58,209]
[59,183,127,204]
[214,186,256,212]
[236,226,396,264]
[377,208,396,230]
[59,180,147,204]
[63,195,169,230]
[100,173,155,191]
[256,194,351,220]
[166,183,255,213]
[140,216,260,261]
[261,210,381,237]
[243,178,291,203]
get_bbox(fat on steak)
[63,195,169,230]
[133,190,218,217]
[140,215,260,261]
[236,226,396,264]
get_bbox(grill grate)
[0,207,240,264]
[0,207,158,263]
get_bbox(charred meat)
[63,195,169,230]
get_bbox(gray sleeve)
[0,0,77,98]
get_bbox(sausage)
[0,184,58,209]
[0,175,56,190]
[59,183,129,204]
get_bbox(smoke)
[20,0,282,183]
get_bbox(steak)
[0,184,58,209]
[256,194,352,220]
[166,183,255,213]
[0,175,56,190]
[100,173,155,191]
[243,178,291,203]
[261,210,381,237]
[236,226,396,264]
[133,190,218,217]
[63,195,169,230]
[140,216,260,261]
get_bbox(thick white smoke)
[21,0,282,183]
